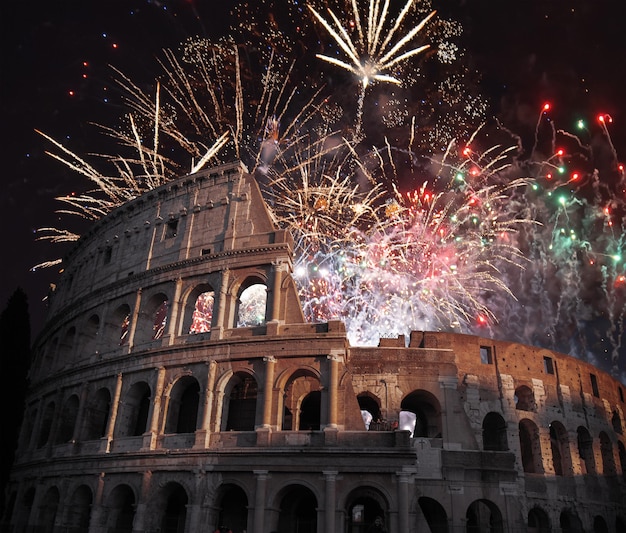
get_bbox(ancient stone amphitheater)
[4,162,625,533]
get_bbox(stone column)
[538,426,554,475]
[327,354,340,428]
[127,288,143,350]
[253,470,269,533]
[213,269,230,338]
[103,373,123,452]
[270,261,286,321]
[132,471,153,533]
[262,356,276,427]
[143,367,166,450]
[323,471,338,533]
[88,473,107,533]
[71,384,90,444]
[165,277,184,341]
[438,375,458,447]
[195,360,217,448]
[396,471,411,533]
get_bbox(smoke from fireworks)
[34,0,625,378]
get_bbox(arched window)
[152,298,169,340]
[189,289,215,333]
[37,487,60,533]
[117,382,151,437]
[214,484,248,533]
[577,426,596,475]
[135,294,169,344]
[599,431,616,476]
[549,421,570,476]
[282,371,321,431]
[277,485,318,533]
[593,515,609,533]
[418,497,448,533]
[59,327,76,362]
[55,394,79,444]
[299,391,321,430]
[528,506,551,533]
[106,484,136,533]
[165,377,200,434]
[519,419,543,474]
[224,373,258,431]
[37,401,56,448]
[81,314,100,356]
[514,385,535,411]
[357,393,382,430]
[612,410,622,434]
[400,390,442,438]
[83,387,111,440]
[482,412,508,451]
[64,485,92,531]
[560,508,584,533]
[104,304,131,346]
[159,483,188,533]
[237,283,267,327]
[466,499,503,533]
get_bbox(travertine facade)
[3,162,626,533]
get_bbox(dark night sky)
[2,0,626,341]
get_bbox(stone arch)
[593,515,609,533]
[466,499,503,533]
[577,426,596,475]
[272,483,318,533]
[549,421,570,476]
[527,506,551,533]
[400,389,442,438]
[344,485,389,533]
[222,371,259,431]
[213,483,249,533]
[40,336,58,377]
[80,313,100,357]
[58,326,76,363]
[482,412,508,451]
[37,400,56,448]
[559,508,583,533]
[104,302,132,346]
[154,481,189,533]
[137,291,170,342]
[599,431,616,475]
[55,393,80,444]
[418,496,448,533]
[519,419,543,474]
[611,410,622,434]
[82,386,111,440]
[236,276,268,327]
[15,487,35,533]
[105,483,136,533]
[19,405,37,450]
[514,385,535,411]
[37,486,60,533]
[616,516,626,533]
[164,375,201,434]
[357,392,382,430]
[63,484,93,530]
[183,283,216,334]
[281,369,322,431]
[116,381,151,437]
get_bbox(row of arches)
[481,412,626,478]
[8,476,624,533]
[34,279,269,379]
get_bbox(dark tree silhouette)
[0,287,31,516]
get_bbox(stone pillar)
[327,354,340,428]
[127,288,143,350]
[213,269,230,337]
[257,357,277,446]
[253,470,269,533]
[396,471,411,533]
[88,473,107,533]
[538,426,554,475]
[28,397,44,451]
[195,360,217,448]
[132,471,152,533]
[438,375,458,447]
[323,471,338,533]
[103,373,123,452]
[143,367,166,450]
[166,277,184,340]
[71,384,90,444]
[270,261,286,321]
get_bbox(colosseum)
[3,161,626,533]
